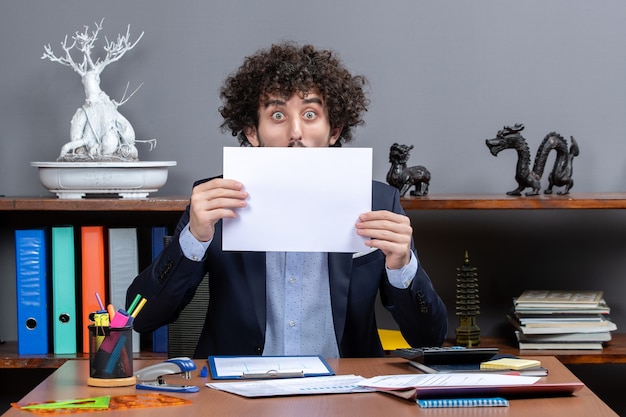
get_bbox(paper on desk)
[222,147,372,252]
[207,375,371,397]
[357,373,541,390]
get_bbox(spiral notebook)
[417,397,509,408]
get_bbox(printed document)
[207,375,371,397]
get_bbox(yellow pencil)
[130,298,147,318]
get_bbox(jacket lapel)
[328,252,353,346]
[242,252,267,335]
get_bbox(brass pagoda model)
[455,251,481,346]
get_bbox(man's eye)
[271,112,285,120]
[303,111,316,120]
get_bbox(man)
[127,42,447,358]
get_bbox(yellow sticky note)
[480,358,541,371]
[377,329,410,350]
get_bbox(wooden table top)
[2,356,617,417]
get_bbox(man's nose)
[288,119,303,142]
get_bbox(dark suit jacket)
[128,180,447,357]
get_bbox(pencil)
[130,298,147,318]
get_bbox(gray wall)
[3,1,626,195]
[2,2,626,338]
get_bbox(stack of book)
[508,290,616,350]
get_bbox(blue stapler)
[135,357,200,393]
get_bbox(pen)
[130,298,147,318]
[242,370,305,379]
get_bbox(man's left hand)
[355,210,412,270]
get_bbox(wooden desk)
[2,356,617,417]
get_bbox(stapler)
[135,357,200,393]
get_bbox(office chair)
[167,273,209,358]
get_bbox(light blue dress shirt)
[179,223,417,357]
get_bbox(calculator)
[390,346,499,365]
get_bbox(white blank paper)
[222,147,372,252]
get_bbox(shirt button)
[289,277,296,284]
[289,320,296,327]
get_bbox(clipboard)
[208,355,335,380]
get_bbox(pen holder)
[87,325,136,387]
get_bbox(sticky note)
[480,358,541,371]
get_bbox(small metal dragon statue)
[386,143,431,196]
[485,123,579,196]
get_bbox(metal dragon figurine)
[486,123,579,196]
[386,143,431,196]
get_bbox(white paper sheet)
[357,373,540,390]
[222,147,372,252]
[207,374,371,397]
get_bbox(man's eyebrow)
[263,99,286,108]
[303,97,323,105]
[262,96,323,108]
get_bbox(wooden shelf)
[2,335,626,368]
[0,196,189,212]
[474,334,626,365]
[0,342,166,369]
[4,193,626,212]
[400,192,626,210]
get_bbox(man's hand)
[356,210,412,270]
[189,178,248,242]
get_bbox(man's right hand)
[189,178,248,242]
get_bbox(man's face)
[244,92,342,148]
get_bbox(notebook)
[417,397,509,408]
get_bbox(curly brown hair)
[219,42,369,146]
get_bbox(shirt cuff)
[386,250,418,289]
[179,223,211,262]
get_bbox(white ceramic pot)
[31,161,177,199]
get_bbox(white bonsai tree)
[42,19,155,162]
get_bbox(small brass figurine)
[455,251,481,347]
[386,143,431,196]
[485,123,579,196]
